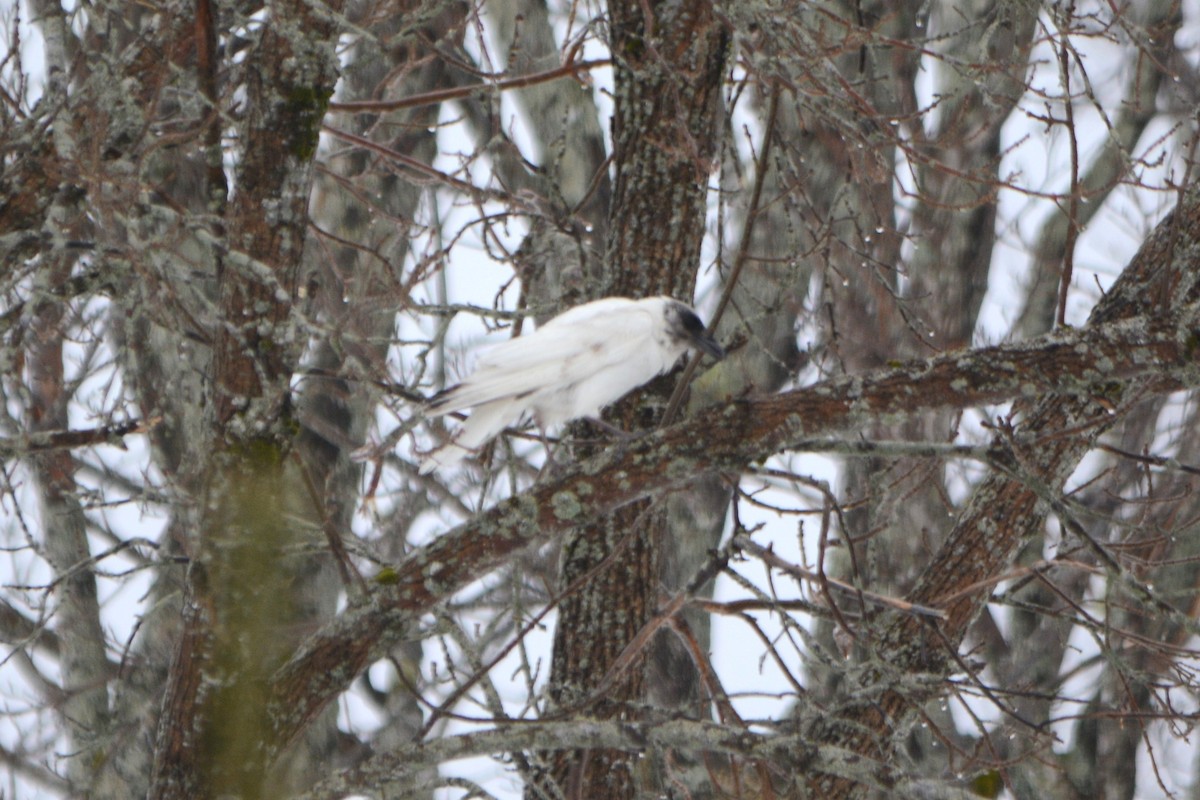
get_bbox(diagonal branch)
[327,58,610,114]
[805,193,1200,797]
[267,294,1200,751]
[293,717,878,800]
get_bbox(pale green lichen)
[551,491,583,520]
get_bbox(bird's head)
[665,300,725,361]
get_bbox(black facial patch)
[674,304,706,339]
[670,301,724,359]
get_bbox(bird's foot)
[583,416,636,441]
[535,447,568,482]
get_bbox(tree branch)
[805,191,1200,798]
[293,717,875,800]
[0,418,156,458]
[267,296,1200,751]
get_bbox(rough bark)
[535,2,728,796]
[804,188,1200,799]
[265,288,1200,754]
[148,3,345,798]
[27,262,112,794]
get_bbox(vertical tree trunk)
[28,261,112,792]
[540,2,727,797]
[148,4,344,798]
[805,190,1200,799]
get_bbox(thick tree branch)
[149,3,346,798]
[806,193,1200,797]
[267,296,1200,750]
[531,1,732,794]
[294,717,874,800]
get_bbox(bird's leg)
[583,416,636,441]
[534,423,564,481]
[533,419,635,482]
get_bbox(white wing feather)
[426,300,657,416]
[419,297,685,474]
[418,396,524,473]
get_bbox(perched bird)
[419,296,724,474]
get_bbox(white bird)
[419,296,724,474]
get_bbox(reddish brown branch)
[0,418,157,458]
[267,298,1200,752]
[327,58,610,113]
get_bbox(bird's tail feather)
[418,399,521,474]
[418,441,472,474]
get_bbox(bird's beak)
[693,331,725,361]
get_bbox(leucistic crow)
[419,296,724,474]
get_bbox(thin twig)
[328,59,609,114]
[740,538,947,620]
[1054,5,1081,328]
[0,418,159,458]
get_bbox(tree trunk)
[540,2,728,797]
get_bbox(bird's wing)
[426,304,657,416]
